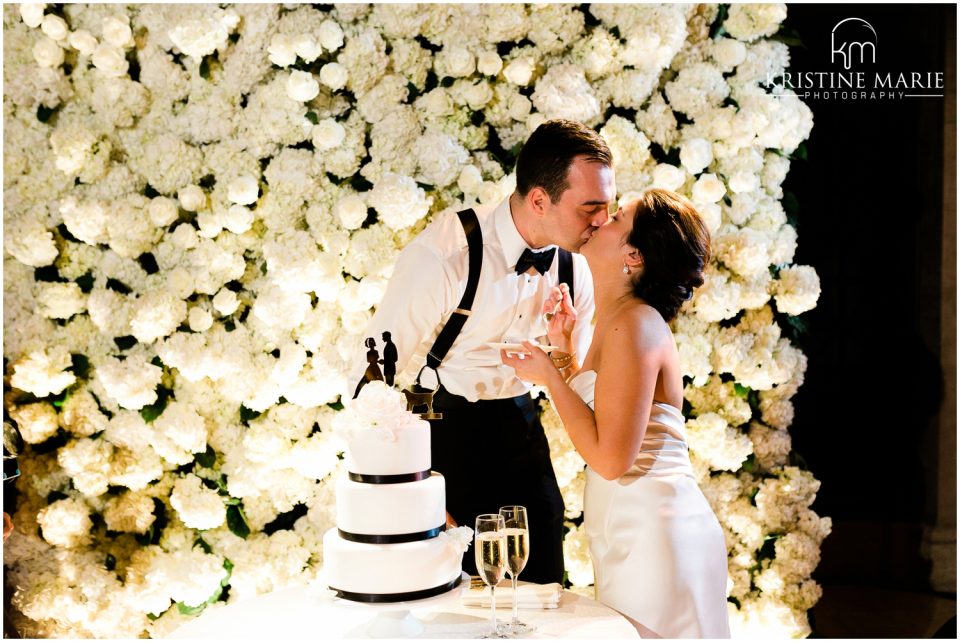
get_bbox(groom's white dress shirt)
[353,197,595,402]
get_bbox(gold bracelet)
[550,351,574,369]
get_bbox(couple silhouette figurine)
[353,331,442,419]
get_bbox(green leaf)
[194,536,212,554]
[260,262,267,275]
[739,454,758,474]
[226,504,251,539]
[147,612,161,621]
[177,600,209,616]
[140,387,171,423]
[151,356,165,369]
[327,399,344,412]
[770,26,805,48]
[305,111,319,125]
[709,5,729,40]
[240,405,262,424]
[791,143,808,161]
[70,353,91,379]
[195,445,216,468]
[734,383,751,399]
[199,56,210,79]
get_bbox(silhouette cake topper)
[352,332,441,420]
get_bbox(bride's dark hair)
[626,188,710,322]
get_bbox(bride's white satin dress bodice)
[569,370,731,639]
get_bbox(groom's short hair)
[515,119,612,204]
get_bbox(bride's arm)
[503,311,661,480]
[551,315,659,480]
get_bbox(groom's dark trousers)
[430,386,565,585]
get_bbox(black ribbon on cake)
[338,523,445,544]
[348,469,432,484]
[331,573,462,604]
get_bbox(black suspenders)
[416,208,574,389]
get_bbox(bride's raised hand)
[543,283,576,352]
[501,341,563,387]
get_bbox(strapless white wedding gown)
[569,370,730,639]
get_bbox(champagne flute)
[475,514,508,639]
[499,506,533,636]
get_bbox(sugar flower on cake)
[439,526,475,555]
[332,380,423,443]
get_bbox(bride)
[503,188,730,638]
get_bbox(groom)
[352,120,615,584]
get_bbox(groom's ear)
[528,187,550,217]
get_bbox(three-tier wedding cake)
[325,381,472,602]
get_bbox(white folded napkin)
[462,580,562,609]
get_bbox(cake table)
[165,580,640,639]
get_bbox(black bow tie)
[515,247,556,275]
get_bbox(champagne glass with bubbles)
[475,514,508,639]
[499,506,533,636]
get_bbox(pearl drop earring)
[622,264,630,274]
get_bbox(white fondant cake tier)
[336,472,445,536]
[323,528,462,596]
[345,420,431,476]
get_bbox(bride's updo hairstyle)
[626,188,710,322]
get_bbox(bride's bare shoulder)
[605,302,670,349]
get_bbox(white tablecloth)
[166,581,640,639]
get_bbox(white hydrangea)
[10,347,77,398]
[95,354,163,410]
[680,138,714,175]
[413,129,469,188]
[724,3,788,42]
[36,498,93,548]
[531,64,600,123]
[664,63,730,117]
[5,214,59,267]
[129,291,188,344]
[170,474,227,530]
[167,7,240,61]
[367,172,433,231]
[103,492,156,534]
[150,401,208,466]
[772,265,821,315]
[685,412,753,471]
[435,45,475,78]
[562,521,594,587]
[36,282,86,319]
[9,402,59,445]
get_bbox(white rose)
[102,15,133,48]
[222,204,254,234]
[712,38,747,69]
[268,33,297,67]
[507,93,532,120]
[335,194,367,230]
[419,88,453,117]
[188,307,213,332]
[441,46,475,77]
[33,36,64,68]
[457,165,483,195]
[477,51,503,76]
[68,29,98,55]
[294,34,322,63]
[196,210,221,238]
[40,13,67,41]
[212,288,240,315]
[503,57,535,86]
[680,138,714,175]
[461,81,493,110]
[313,118,346,150]
[20,3,45,28]
[318,19,344,51]
[729,171,761,194]
[692,173,726,204]
[91,43,128,77]
[179,184,207,211]
[227,175,259,205]
[651,163,685,190]
[286,70,320,102]
[148,197,179,227]
[319,62,348,91]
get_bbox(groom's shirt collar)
[493,197,556,272]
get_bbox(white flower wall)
[3,3,830,638]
